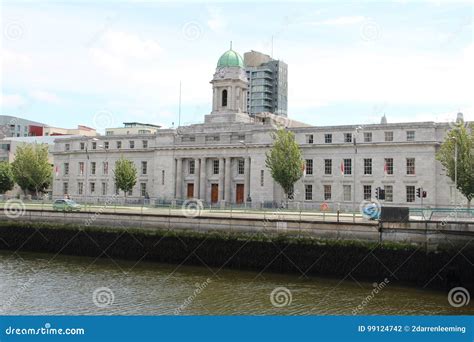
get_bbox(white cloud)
[29,90,61,104]
[311,16,366,26]
[207,7,227,31]
[0,93,26,107]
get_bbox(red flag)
[383,162,387,175]
[55,165,59,176]
[340,160,344,175]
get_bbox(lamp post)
[239,140,251,204]
[450,136,458,221]
[352,126,362,219]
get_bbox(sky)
[1,0,473,133]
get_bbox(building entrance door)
[187,183,194,198]
[236,184,244,204]
[211,184,219,203]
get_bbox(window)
[140,183,147,197]
[406,186,415,202]
[78,182,83,195]
[92,142,97,150]
[305,159,313,175]
[80,142,85,150]
[385,185,393,202]
[91,162,96,175]
[363,185,372,200]
[106,131,114,136]
[364,132,372,142]
[324,185,332,200]
[104,141,109,149]
[343,159,352,175]
[63,182,68,195]
[344,133,352,143]
[324,159,332,175]
[90,182,95,194]
[79,162,84,175]
[238,159,245,175]
[141,161,148,175]
[213,160,219,174]
[406,158,415,175]
[222,89,228,107]
[142,140,148,148]
[324,134,332,144]
[162,170,165,185]
[189,160,195,175]
[343,185,352,201]
[64,163,69,175]
[384,158,394,175]
[385,131,393,142]
[260,170,264,186]
[116,141,122,149]
[129,141,135,149]
[101,182,107,196]
[364,158,372,175]
[306,134,314,144]
[103,162,108,175]
[206,135,220,142]
[305,184,313,200]
[406,131,415,141]
[65,143,70,151]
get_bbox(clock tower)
[205,44,251,124]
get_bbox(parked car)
[53,199,81,212]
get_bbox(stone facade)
[51,49,470,210]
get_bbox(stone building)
[51,48,470,210]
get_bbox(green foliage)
[265,128,304,199]
[113,156,137,197]
[436,122,474,206]
[11,144,52,196]
[0,162,15,194]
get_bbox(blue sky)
[1,0,472,132]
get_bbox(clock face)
[217,68,225,78]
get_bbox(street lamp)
[352,126,362,218]
[450,136,458,221]
[239,140,251,204]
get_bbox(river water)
[0,250,470,315]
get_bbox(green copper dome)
[217,49,245,68]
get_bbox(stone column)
[245,157,251,200]
[218,157,225,202]
[194,158,200,198]
[199,158,206,202]
[224,157,232,203]
[228,86,233,111]
[175,158,182,199]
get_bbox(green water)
[0,250,471,315]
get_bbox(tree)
[113,156,137,198]
[0,162,15,194]
[11,144,52,197]
[436,122,474,208]
[265,128,304,204]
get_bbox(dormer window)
[222,89,227,107]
